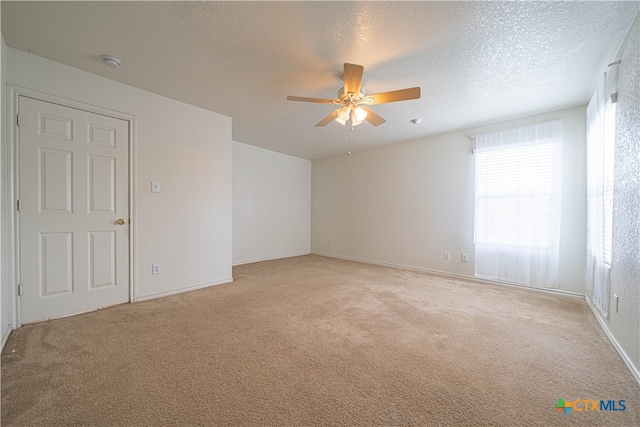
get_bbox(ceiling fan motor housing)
[338,87,365,105]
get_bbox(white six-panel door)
[18,96,130,324]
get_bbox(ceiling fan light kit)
[337,106,351,122]
[353,106,367,122]
[335,105,368,126]
[287,63,420,128]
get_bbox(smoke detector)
[102,56,122,68]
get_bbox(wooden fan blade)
[362,87,421,105]
[287,96,337,103]
[361,106,386,127]
[315,109,340,127]
[343,63,364,95]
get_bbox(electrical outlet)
[152,263,161,275]
[443,251,451,261]
[461,253,469,262]
[318,238,323,246]
[327,240,332,246]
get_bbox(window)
[586,62,618,318]
[603,101,616,266]
[475,142,555,248]
[474,120,563,287]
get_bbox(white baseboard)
[585,296,640,386]
[311,252,584,298]
[135,277,233,302]
[2,324,13,351]
[232,252,311,267]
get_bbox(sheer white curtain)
[586,70,614,318]
[474,120,563,288]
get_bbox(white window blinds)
[603,102,616,267]
[586,66,617,318]
[474,120,563,287]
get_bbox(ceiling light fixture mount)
[101,55,122,69]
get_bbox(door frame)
[6,85,137,328]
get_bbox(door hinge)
[17,200,21,211]
[16,114,21,127]
[18,284,22,297]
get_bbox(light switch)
[151,182,161,193]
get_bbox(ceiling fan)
[287,63,421,128]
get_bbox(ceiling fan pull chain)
[348,126,353,155]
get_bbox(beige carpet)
[2,255,638,426]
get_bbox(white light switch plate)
[151,182,161,193]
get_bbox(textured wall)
[609,13,640,373]
[232,142,311,265]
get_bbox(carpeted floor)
[2,255,638,426]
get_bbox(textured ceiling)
[2,1,638,160]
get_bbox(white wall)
[232,141,310,265]
[606,12,640,375]
[2,48,232,329]
[312,105,587,294]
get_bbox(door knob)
[116,218,127,225]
